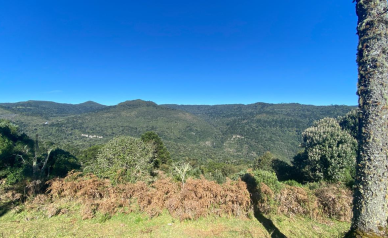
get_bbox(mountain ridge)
[0,99,356,162]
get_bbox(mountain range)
[0,100,355,163]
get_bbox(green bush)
[253,151,275,172]
[48,149,81,178]
[2,167,25,185]
[85,136,155,183]
[242,169,283,193]
[230,170,247,181]
[282,180,303,187]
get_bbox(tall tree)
[141,131,172,170]
[349,0,388,236]
[294,118,357,183]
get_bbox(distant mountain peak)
[78,101,105,106]
[117,99,157,108]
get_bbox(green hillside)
[0,100,107,118]
[0,100,355,163]
[164,103,356,160]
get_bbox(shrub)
[282,180,303,187]
[47,149,81,178]
[2,167,25,185]
[85,136,155,183]
[243,169,283,193]
[253,151,275,172]
[276,185,319,219]
[314,183,353,222]
[240,170,283,214]
[272,158,296,181]
[46,173,251,221]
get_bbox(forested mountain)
[0,100,355,163]
[164,103,356,160]
[0,100,107,118]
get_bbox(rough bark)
[349,0,388,237]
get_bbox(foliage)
[172,162,192,187]
[239,169,353,224]
[0,100,106,118]
[1,167,27,185]
[0,119,34,183]
[314,183,353,221]
[271,158,295,181]
[0,119,81,184]
[282,180,303,187]
[47,173,251,221]
[0,100,354,165]
[167,103,355,161]
[253,151,275,172]
[199,161,246,184]
[141,131,172,170]
[0,120,21,168]
[78,144,104,168]
[85,136,155,183]
[338,109,359,139]
[242,170,283,193]
[0,134,13,167]
[46,149,81,178]
[293,118,357,183]
[0,173,353,238]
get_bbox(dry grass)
[249,175,353,222]
[0,174,353,238]
[314,183,353,222]
[256,183,274,214]
[44,172,251,221]
[276,185,320,220]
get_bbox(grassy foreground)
[0,207,350,238]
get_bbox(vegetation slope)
[0,100,354,164]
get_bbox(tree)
[338,109,359,139]
[0,134,13,167]
[141,131,172,170]
[348,0,388,236]
[78,144,104,168]
[0,120,22,169]
[293,118,357,183]
[86,136,155,183]
[45,148,81,178]
[173,161,192,189]
[253,151,275,172]
[0,119,78,184]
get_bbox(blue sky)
[0,0,358,106]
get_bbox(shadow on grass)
[254,208,287,238]
[241,173,287,238]
[0,201,14,218]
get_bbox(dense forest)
[0,100,355,164]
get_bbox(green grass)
[0,209,270,238]
[0,202,351,238]
[269,214,350,238]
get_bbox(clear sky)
[0,0,358,106]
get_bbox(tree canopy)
[293,118,357,183]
